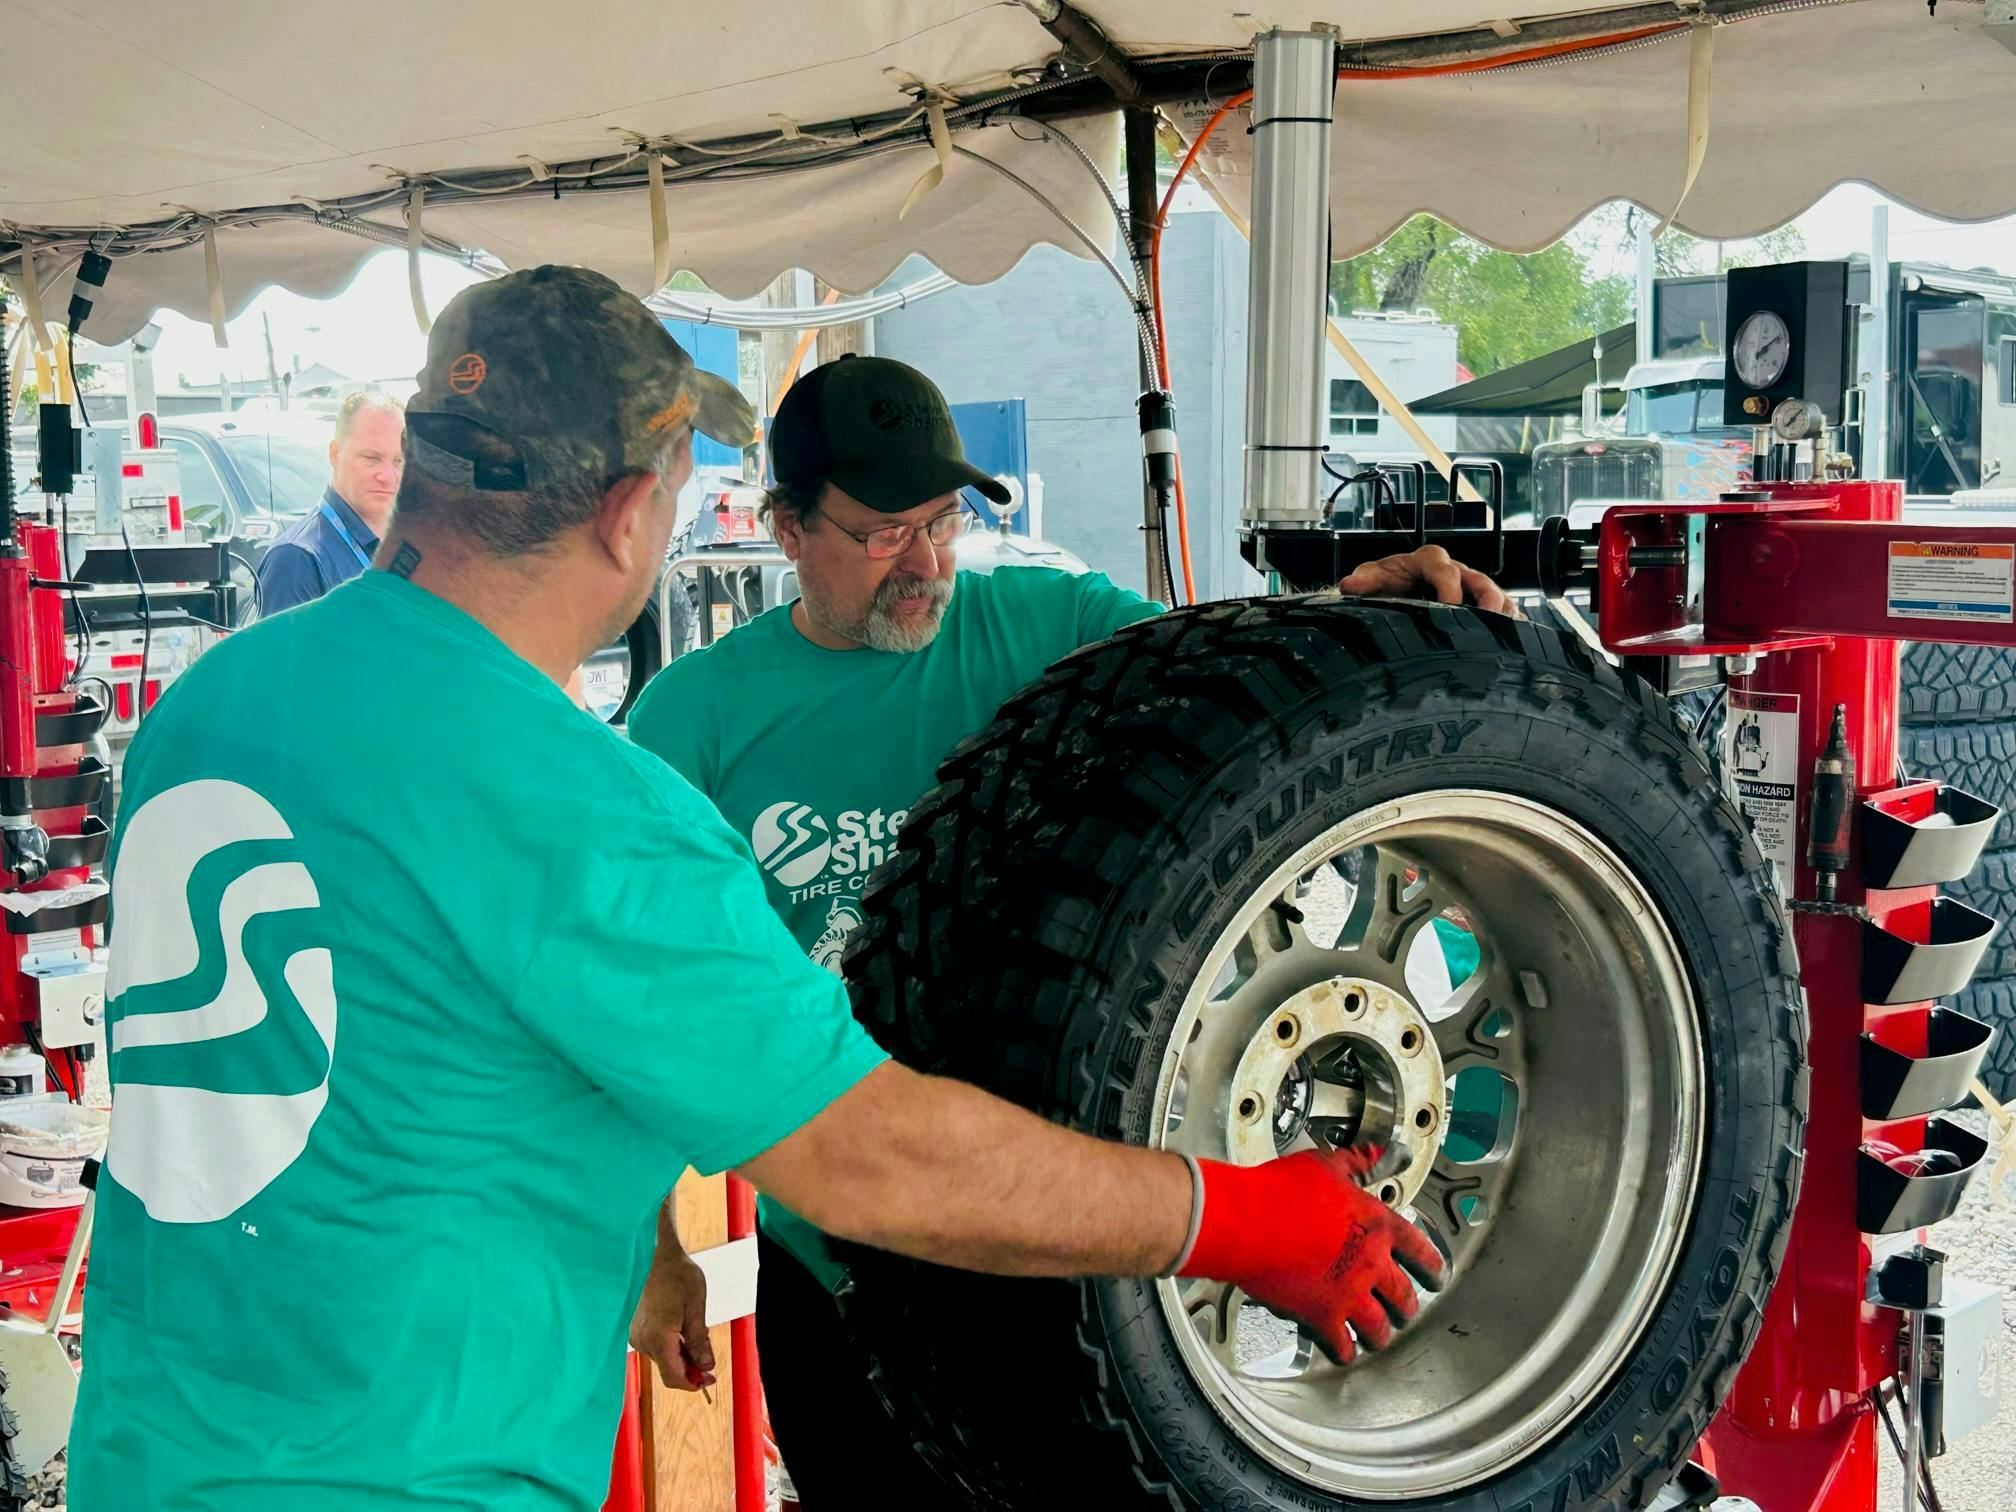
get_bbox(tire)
[1901,642,2016,727]
[841,599,1807,1512]
[1900,721,2016,844]
[1953,977,2016,1104]
[0,1365,27,1512]
[1948,851,2016,981]
[662,571,696,663]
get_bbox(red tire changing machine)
[0,505,112,1493]
[1591,476,2008,1512]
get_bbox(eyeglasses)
[805,500,976,560]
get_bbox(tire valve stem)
[1806,703,1856,904]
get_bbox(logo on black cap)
[868,397,937,433]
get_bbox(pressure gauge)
[1771,397,1825,442]
[1721,262,1850,428]
[1732,311,1792,388]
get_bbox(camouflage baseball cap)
[406,265,753,493]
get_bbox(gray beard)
[805,572,954,652]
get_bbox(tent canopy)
[4,0,2016,344]
[1413,324,1636,416]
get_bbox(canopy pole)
[1865,201,1890,480]
[1635,218,1657,366]
[1124,106,1172,603]
[1242,27,1337,528]
[1160,122,1480,506]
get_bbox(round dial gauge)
[1733,310,1791,389]
[1771,397,1824,441]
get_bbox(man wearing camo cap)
[70,266,1445,1510]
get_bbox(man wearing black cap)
[68,272,1448,1511]
[624,354,1507,1503]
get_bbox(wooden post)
[640,1169,739,1511]
[814,279,867,364]
[759,271,805,415]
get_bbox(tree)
[1601,204,1806,278]
[1330,216,1631,378]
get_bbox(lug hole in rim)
[1238,1094,1262,1122]
[1399,1027,1423,1056]
[1275,1015,1299,1044]
[1413,1107,1435,1132]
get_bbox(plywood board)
[642,1168,737,1512]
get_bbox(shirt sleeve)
[627,649,714,783]
[510,784,887,1175]
[255,544,326,619]
[1069,569,1165,647]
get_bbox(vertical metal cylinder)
[1242,27,1336,526]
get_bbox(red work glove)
[1177,1147,1447,1363]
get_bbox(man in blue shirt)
[255,390,405,616]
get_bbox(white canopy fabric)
[1185,0,2016,255]
[4,0,2014,345]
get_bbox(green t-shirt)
[627,567,1161,1281]
[628,567,1161,965]
[67,572,886,1512]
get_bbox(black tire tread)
[1949,851,2016,981]
[1901,721,2016,848]
[1953,975,2016,1105]
[0,1363,28,1512]
[1901,642,2016,727]
[842,597,1807,1512]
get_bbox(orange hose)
[1148,23,1687,598]
[1152,89,1250,603]
[1333,24,1683,78]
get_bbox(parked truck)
[1528,258,2016,1099]
[1532,258,2016,520]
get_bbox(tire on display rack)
[841,598,1808,1512]
[1899,720,2016,831]
[0,1366,26,1512]
[1946,850,2016,984]
[1951,978,2016,1104]
[1901,641,2016,727]
[1896,649,2016,1105]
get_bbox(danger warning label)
[1725,689,1800,891]
[1887,541,2014,624]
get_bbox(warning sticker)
[1887,542,2015,624]
[1725,689,1800,891]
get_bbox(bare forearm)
[653,1193,686,1256]
[739,1063,1191,1277]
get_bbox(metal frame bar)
[658,547,792,665]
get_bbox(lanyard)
[319,501,374,570]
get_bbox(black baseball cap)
[769,354,1011,513]
[406,265,754,493]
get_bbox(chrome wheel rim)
[1150,790,1703,1499]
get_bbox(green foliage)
[1330,216,1631,377]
